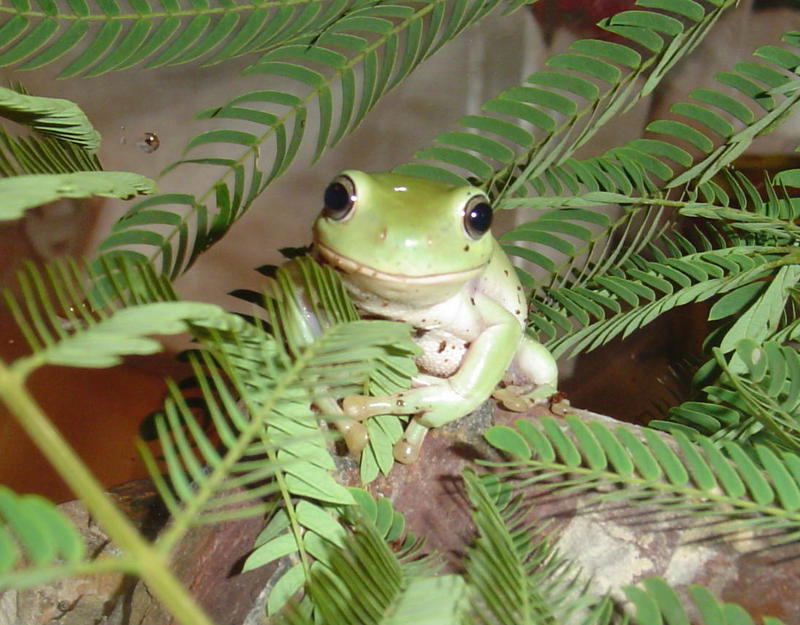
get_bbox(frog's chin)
[314,242,485,303]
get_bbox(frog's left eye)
[323,175,357,221]
[463,195,493,239]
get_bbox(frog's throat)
[314,242,487,285]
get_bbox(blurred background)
[2,0,799,500]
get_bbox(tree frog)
[313,170,558,463]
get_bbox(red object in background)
[0,309,184,502]
[531,0,637,41]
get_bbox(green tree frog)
[313,170,558,463]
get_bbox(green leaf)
[484,425,531,460]
[0,0,380,76]
[464,469,600,624]
[774,168,800,187]
[515,418,555,463]
[624,577,790,625]
[756,446,800,512]
[296,501,346,548]
[566,415,606,471]
[0,486,92,588]
[0,86,100,152]
[305,520,406,624]
[15,299,231,370]
[267,562,306,616]
[243,532,298,570]
[384,575,468,625]
[0,171,155,220]
[708,281,765,320]
[720,266,800,353]
[724,443,775,505]
[96,0,513,279]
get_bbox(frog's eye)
[463,195,493,239]
[323,175,356,221]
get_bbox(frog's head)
[313,170,495,305]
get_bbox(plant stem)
[0,358,216,625]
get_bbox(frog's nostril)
[379,228,387,241]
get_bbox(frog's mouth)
[314,242,486,285]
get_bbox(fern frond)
[715,264,799,353]
[502,23,800,288]
[0,485,134,590]
[93,0,517,281]
[143,258,419,613]
[396,0,739,195]
[500,197,671,291]
[464,470,607,625]
[222,259,416,613]
[233,257,417,483]
[0,86,100,152]
[140,346,351,530]
[398,14,800,307]
[667,31,800,189]
[0,128,101,178]
[555,23,800,197]
[0,87,154,216]
[2,258,231,377]
[625,576,787,625]
[282,508,456,625]
[532,242,780,359]
[250,488,429,617]
[0,267,229,624]
[528,165,799,361]
[664,339,800,452]
[146,311,416,534]
[682,168,800,246]
[0,170,155,219]
[484,416,800,544]
[0,0,386,76]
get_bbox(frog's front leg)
[343,294,522,463]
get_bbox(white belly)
[344,279,484,378]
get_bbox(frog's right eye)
[323,175,356,221]
[463,194,493,239]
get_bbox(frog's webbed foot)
[492,383,557,412]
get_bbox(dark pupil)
[468,202,492,234]
[324,182,350,213]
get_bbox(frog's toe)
[393,419,428,463]
[531,384,558,404]
[336,418,369,453]
[550,395,571,416]
[343,394,388,420]
[499,396,530,412]
[393,438,421,464]
[493,384,558,411]
[492,386,533,412]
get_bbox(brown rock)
[6,403,800,624]
[128,513,275,625]
[1,495,130,625]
